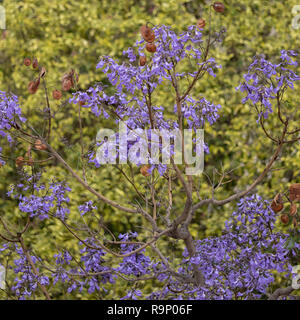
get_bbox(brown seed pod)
[52,89,62,100]
[140,165,151,177]
[146,43,156,53]
[35,139,47,151]
[15,156,25,168]
[61,69,77,91]
[280,214,289,224]
[197,18,206,29]
[290,203,298,216]
[139,56,147,66]
[213,1,225,13]
[39,66,46,78]
[27,158,34,166]
[271,193,283,213]
[32,58,39,69]
[79,100,86,106]
[28,78,40,94]
[271,201,283,213]
[24,58,31,67]
[140,25,155,43]
[62,79,72,91]
[289,184,300,202]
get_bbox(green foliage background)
[0,0,299,299]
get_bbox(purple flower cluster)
[0,91,26,165]
[1,244,49,300]
[116,232,152,277]
[8,175,71,221]
[1,195,298,299]
[159,195,296,300]
[78,200,97,216]
[178,96,221,129]
[69,24,222,174]
[237,50,299,119]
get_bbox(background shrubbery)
[0,0,299,299]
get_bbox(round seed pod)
[293,217,298,227]
[35,139,47,151]
[146,43,156,53]
[289,184,300,202]
[39,66,46,78]
[271,194,284,213]
[280,214,289,224]
[140,25,155,43]
[52,89,62,100]
[139,56,147,66]
[27,158,34,166]
[290,203,297,216]
[24,58,31,66]
[15,156,25,168]
[28,78,40,94]
[213,2,225,13]
[140,165,151,177]
[32,58,39,69]
[197,18,206,29]
[62,79,72,91]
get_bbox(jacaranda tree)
[0,2,299,300]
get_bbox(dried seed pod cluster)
[62,69,79,91]
[139,24,156,65]
[272,185,300,227]
[24,57,43,94]
[24,56,79,101]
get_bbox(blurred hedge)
[0,0,299,299]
